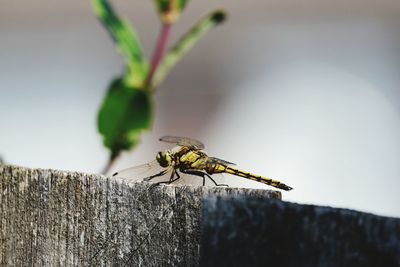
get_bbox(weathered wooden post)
[0,165,279,266]
[1,164,399,266]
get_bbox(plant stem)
[145,23,172,89]
[102,24,172,175]
[101,152,119,175]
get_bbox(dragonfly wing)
[112,160,172,184]
[207,157,236,166]
[112,160,160,177]
[159,136,205,150]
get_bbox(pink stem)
[145,23,172,88]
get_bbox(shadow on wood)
[200,197,400,266]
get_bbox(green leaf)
[93,0,148,87]
[151,10,227,89]
[153,0,189,24]
[98,78,152,156]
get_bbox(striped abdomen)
[209,164,292,191]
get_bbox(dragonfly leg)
[171,169,180,182]
[143,169,169,182]
[181,170,228,187]
[207,175,228,187]
[154,170,181,185]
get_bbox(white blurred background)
[1,1,399,217]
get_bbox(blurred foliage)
[152,10,226,90]
[154,0,189,24]
[93,0,148,88]
[92,0,226,169]
[97,78,152,158]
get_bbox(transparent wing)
[112,160,160,177]
[112,160,173,185]
[207,157,236,166]
[159,136,205,150]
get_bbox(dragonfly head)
[156,150,172,168]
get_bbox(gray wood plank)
[0,165,280,266]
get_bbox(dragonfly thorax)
[156,150,173,167]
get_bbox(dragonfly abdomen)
[224,166,293,191]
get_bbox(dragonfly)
[113,136,293,191]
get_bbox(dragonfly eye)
[156,151,171,167]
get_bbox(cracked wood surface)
[0,165,280,266]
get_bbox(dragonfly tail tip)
[279,184,293,191]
